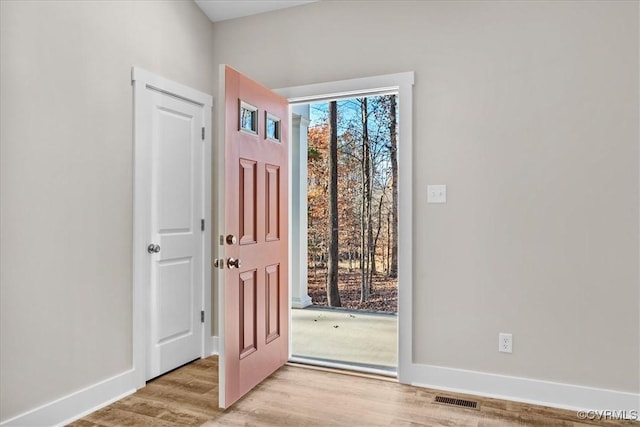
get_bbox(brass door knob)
[227,257,242,269]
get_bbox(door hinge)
[202,127,205,140]
[201,310,205,323]
[201,218,205,231]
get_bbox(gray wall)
[212,0,639,393]
[0,1,214,421]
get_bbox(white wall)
[211,0,639,394]
[0,1,214,421]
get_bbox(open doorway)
[290,94,399,375]
[276,71,414,382]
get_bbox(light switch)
[427,185,446,203]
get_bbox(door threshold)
[288,356,397,379]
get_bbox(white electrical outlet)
[499,333,513,353]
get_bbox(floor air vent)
[434,395,479,410]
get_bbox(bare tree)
[327,101,341,307]
[389,95,398,278]
[360,98,373,302]
[372,188,386,276]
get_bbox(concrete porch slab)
[291,307,397,370]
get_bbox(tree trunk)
[326,101,341,307]
[360,142,367,301]
[389,94,399,279]
[386,209,391,276]
[361,98,372,302]
[372,191,385,278]
[366,99,374,294]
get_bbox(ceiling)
[194,0,317,23]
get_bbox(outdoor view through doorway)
[291,94,399,374]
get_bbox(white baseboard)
[0,370,136,427]
[211,336,220,355]
[409,363,640,417]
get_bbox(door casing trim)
[131,67,213,389]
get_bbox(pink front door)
[221,66,289,408]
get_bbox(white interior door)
[132,68,212,382]
[147,91,203,379]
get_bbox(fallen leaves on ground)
[307,267,397,313]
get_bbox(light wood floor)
[69,357,636,426]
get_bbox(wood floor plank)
[113,395,211,424]
[81,406,177,427]
[69,357,637,427]
[67,420,102,427]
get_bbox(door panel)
[239,270,258,358]
[147,91,204,380]
[265,165,280,241]
[157,108,193,231]
[265,264,281,343]
[156,259,192,341]
[239,159,257,245]
[220,65,289,408]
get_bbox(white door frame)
[275,71,415,383]
[131,67,213,388]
